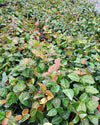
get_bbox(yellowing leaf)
[38,83,47,91]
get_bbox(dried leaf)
[22,109,29,116]
[0,99,7,104]
[37,104,45,111]
[15,115,22,121]
[32,101,40,109]
[40,98,47,104]
[6,110,12,118]
[47,96,53,101]
[45,90,54,98]
[38,83,47,91]
[2,118,9,125]
[43,123,52,125]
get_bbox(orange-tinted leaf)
[2,118,9,125]
[22,109,29,116]
[34,71,37,76]
[0,99,7,104]
[15,115,22,121]
[26,82,31,86]
[32,101,40,109]
[45,90,54,98]
[81,59,87,64]
[6,110,12,118]
[40,98,47,104]
[38,83,47,91]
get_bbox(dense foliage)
[0,0,100,125]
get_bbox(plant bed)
[0,0,100,125]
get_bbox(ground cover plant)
[0,0,100,124]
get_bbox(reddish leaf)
[0,99,7,104]
[42,72,49,76]
[22,109,29,116]
[6,110,12,118]
[81,59,87,64]
[74,70,86,75]
[98,104,100,112]
[15,115,22,121]
[55,58,60,65]
[2,118,9,125]
[48,64,58,73]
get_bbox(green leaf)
[52,98,61,108]
[62,98,69,107]
[88,115,98,125]
[85,86,99,94]
[36,111,43,123]
[56,107,63,113]
[13,80,26,92]
[19,114,30,123]
[61,111,70,120]
[52,115,62,124]
[0,88,8,97]
[77,102,86,112]
[8,116,16,125]
[81,75,95,84]
[79,93,89,103]
[60,79,70,89]
[2,72,8,85]
[68,73,80,82]
[19,92,31,107]
[72,116,79,124]
[34,93,44,99]
[46,102,53,111]
[47,108,57,116]
[29,116,36,123]
[79,111,87,119]
[7,92,17,106]
[87,100,99,112]
[51,85,60,93]
[30,108,37,117]
[63,89,74,100]
[0,111,6,121]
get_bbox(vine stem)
[69,102,89,125]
